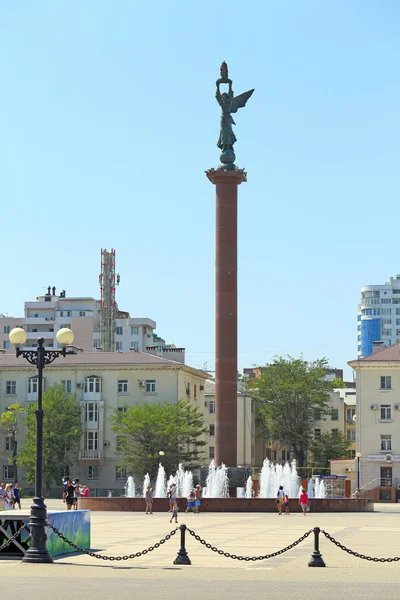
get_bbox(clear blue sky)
[1,1,399,379]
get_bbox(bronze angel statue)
[215,62,254,169]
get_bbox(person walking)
[5,484,14,509]
[145,485,154,514]
[194,484,202,513]
[167,483,177,512]
[299,488,309,516]
[283,492,290,515]
[63,480,75,510]
[72,479,80,510]
[170,502,179,524]
[12,483,21,509]
[276,485,285,515]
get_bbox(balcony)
[26,330,55,338]
[78,450,103,464]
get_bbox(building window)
[3,325,10,334]
[116,436,125,453]
[117,406,127,414]
[209,447,215,459]
[380,405,392,421]
[3,465,15,480]
[209,424,215,437]
[331,428,339,434]
[383,319,392,325]
[145,380,156,393]
[186,382,191,396]
[79,311,86,317]
[331,409,339,421]
[130,341,139,351]
[117,380,128,394]
[116,467,127,481]
[6,381,16,395]
[85,403,99,423]
[87,466,99,480]
[3,341,10,349]
[116,326,123,335]
[131,327,139,335]
[381,434,392,451]
[194,384,197,400]
[85,431,99,450]
[5,437,12,452]
[273,450,277,461]
[346,408,356,422]
[209,401,216,414]
[314,428,321,438]
[116,342,123,351]
[282,450,286,461]
[28,377,39,394]
[349,449,356,458]
[380,376,392,390]
[62,380,72,394]
[84,377,102,394]
[347,430,356,441]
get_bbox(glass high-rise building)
[358,275,400,357]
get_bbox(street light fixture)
[356,452,361,491]
[9,326,79,564]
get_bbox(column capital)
[206,168,247,185]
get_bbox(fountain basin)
[78,497,374,512]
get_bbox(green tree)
[310,431,350,469]
[253,356,333,466]
[18,384,82,491]
[110,399,208,480]
[331,377,346,389]
[0,403,25,481]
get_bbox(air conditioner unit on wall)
[370,404,378,410]
[395,404,400,411]
[138,380,145,387]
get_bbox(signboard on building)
[367,454,400,461]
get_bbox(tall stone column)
[206,168,247,467]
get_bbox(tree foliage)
[330,377,346,389]
[310,431,350,469]
[0,403,25,481]
[18,384,82,490]
[252,356,333,466]
[110,400,208,480]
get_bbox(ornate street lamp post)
[9,326,76,564]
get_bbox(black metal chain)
[321,529,400,563]
[50,525,178,561]
[186,527,313,561]
[0,524,27,552]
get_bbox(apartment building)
[0,287,184,362]
[0,352,207,494]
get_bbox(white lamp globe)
[9,327,27,346]
[159,451,165,456]
[56,328,74,346]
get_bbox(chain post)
[308,527,326,567]
[173,524,191,565]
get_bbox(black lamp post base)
[22,497,53,564]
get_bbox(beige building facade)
[349,344,400,501]
[0,352,207,494]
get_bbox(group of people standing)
[62,477,90,510]
[0,482,21,510]
[144,482,202,522]
[276,485,309,516]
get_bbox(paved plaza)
[3,500,400,599]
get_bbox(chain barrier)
[186,526,313,561]
[0,524,27,552]
[49,525,178,561]
[321,529,400,563]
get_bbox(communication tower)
[99,249,120,352]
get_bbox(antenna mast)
[99,249,119,352]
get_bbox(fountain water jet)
[245,476,253,498]
[258,459,299,498]
[155,463,166,498]
[203,460,229,498]
[125,476,135,498]
[142,473,150,497]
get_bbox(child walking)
[170,502,179,524]
[284,493,290,515]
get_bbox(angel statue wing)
[230,89,255,114]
